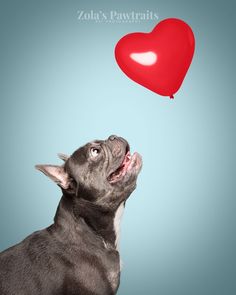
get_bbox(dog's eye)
[90,147,100,158]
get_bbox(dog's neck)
[53,194,124,250]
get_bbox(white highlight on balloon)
[130,51,157,66]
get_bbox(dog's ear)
[35,164,71,189]
[57,153,70,162]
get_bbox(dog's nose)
[108,135,117,141]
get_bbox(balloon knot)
[170,95,174,99]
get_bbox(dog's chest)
[71,243,120,294]
[60,202,125,294]
[104,249,121,292]
[113,202,125,250]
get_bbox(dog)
[0,135,142,295]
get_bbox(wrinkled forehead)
[65,140,105,167]
[70,144,90,165]
[65,137,127,168]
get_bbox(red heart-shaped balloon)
[115,18,195,98]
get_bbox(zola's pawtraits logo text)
[77,10,159,23]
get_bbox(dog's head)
[36,136,142,209]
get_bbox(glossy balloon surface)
[115,18,195,98]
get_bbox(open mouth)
[108,150,141,184]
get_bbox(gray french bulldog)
[0,135,142,295]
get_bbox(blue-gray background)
[0,0,235,294]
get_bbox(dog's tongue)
[120,151,132,173]
[123,151,131,165]
[109,151,131,183]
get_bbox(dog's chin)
[107,152,142,185]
